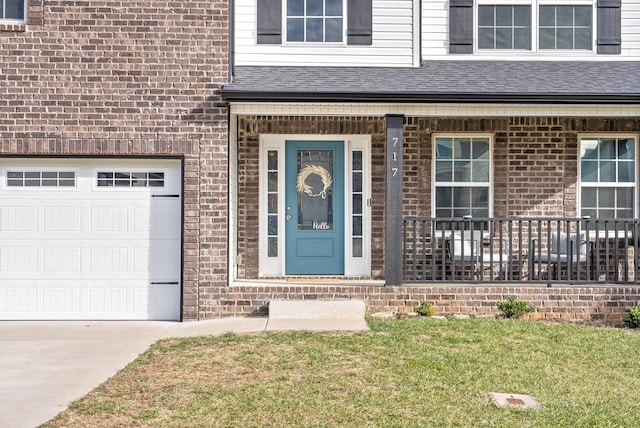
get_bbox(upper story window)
[580,137,636,219]
[434,137,492,219]
[1,0,25,21]
[478,5,532,50]
[476,2,592,52]
[539,5,592,50]
[257,0,372,46]
[286,0,344,43]
[451,0,620,54]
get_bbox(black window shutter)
[449,0,473,54]
[347,0,372,45]
[597,0,621,54]
[257,0,282,44]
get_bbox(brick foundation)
[222,283,640,325]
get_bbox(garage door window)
[7,171,76,187]
[97,172,165,187]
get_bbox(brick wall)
[0,1,230,320]
[221,283,640,325]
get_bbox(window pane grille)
[7,171,76,187]
[97,172,165,187]
[286,0,344,43]
[580,137,636,219]
[478,5,531,50]
[352,151,364,258]
[539,5,592,50]
[267,151,279,257]
[435,137,491,222]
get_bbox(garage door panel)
[44,206,82,232]
[43,288,82,312]
[90,247,129,272]
[0,247,39,272]
[0,159,182,320]
[43,247,82,272]
[91,206,129,232]
[0,206,38,231]
[0,287,37,313]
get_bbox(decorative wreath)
[296,164,333,199]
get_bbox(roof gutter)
[221,90,640,105]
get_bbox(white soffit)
[230,103,640,117]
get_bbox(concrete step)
[267,300,368,331]
[269,300,366,319]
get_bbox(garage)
[0,158,182,320]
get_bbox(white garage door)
[0,158,182,320]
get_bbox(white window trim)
[431,134,495,219]
[474,0,596,55]
[577,134,639,219]
[0,0,28,24]
[258,134,371,277]
[282,0,347,45]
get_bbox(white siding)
[235,0,415,67]
[422,0,640,60]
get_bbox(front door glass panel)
[296,150,334,231]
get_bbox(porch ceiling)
[223,61,640,104]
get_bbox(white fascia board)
[230,103,640,117]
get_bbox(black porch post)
[385,114,404,286]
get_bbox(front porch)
[223,113,640,323]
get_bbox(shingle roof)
[222,61,640,103]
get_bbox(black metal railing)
[403,217,640,284]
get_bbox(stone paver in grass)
[489,392,542,410]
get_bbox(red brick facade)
[0,1,230,320]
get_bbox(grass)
[43,318,640,427]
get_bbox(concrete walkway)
[0,317,368,428]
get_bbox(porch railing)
[403,217,640,284]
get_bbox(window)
[267,151,279,257]
[97,172,165,187]
[7,171,76,187]
[580,137,636,219]
[539,5,592,50]
[1,0,25,21]
[257,0,372,46]
[434,137,491,219]
[478,5,531,50]
[454,0,620,54]
[286,0,343,42]
[351,150,363,258]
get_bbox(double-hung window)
[286,0,344,43]
[434,137,491,219]
[478,5,532,50]
[468,1,603,53]
[580,137,636,219]
[1,0,25,21]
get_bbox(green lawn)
[44,318,640,427]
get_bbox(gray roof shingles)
[222,61,640,103]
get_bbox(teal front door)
[285,141,344,275]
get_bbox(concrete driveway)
[0,316,365,428]
[0,321,179,428]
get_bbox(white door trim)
[258,134,371,276]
